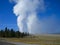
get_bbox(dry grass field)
[0,34,60,45]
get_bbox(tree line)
[0,27,29,38]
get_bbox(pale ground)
[0,34,60,45]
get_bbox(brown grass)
[1,34,60,45]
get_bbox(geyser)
[11,0,60,34]
[13,0,45,33]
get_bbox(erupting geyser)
[10,0,60,34]
[13,0,45,34]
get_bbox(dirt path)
[0,41,14,45]
[0,40,39,45]
[7,42,39,45]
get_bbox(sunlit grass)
[0,34,60,45]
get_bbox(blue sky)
[38,0,60,18]
[0,0,18,30]
[0,0,60,33]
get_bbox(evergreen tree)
[5,27,8,37]
[0,30,5,37]
[0,27,29,38]
[10,29,15,37]
[16,31,20,38]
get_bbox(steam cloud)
[11,0,60,34]
[12,0,45,34]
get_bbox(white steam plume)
[11,0,60,34]
[13,0,45,33]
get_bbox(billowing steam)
[12,0,45,33]
[10,0,60,34]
